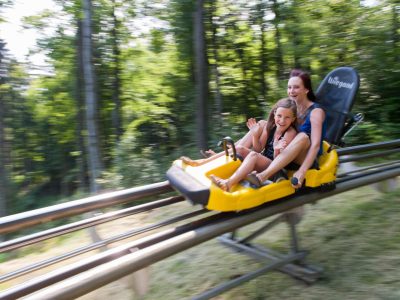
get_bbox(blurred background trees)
[0,0,399,214]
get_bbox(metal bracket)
[193,211,323,300]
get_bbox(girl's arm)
[252,120,269,152]
[273,127,297,158]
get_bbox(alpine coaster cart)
[191,67,362,299]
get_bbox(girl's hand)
[273,138,287,157]
[258,120,268,128]
[247,118,262,136]
[246,118,257,130]
[274,138,287,151]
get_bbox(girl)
[209,98,297,192]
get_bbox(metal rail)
[0,210,223,299]
[336,138,400,155]
[339,148,399,163]
[337,160,400,183]
[19,166,400,300]
[0,181,172,234]
[337,160,400,178]
[0,207,209,284]
[0,195,185,253]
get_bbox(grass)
[1,181,400,300]
[139,184,400,300]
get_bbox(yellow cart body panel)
[166,141,338,212]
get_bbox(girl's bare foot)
[246,171,272,188]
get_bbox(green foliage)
[149,29,167,53]
[344,121,385,146]
[1,0,400,212]
[114,134,171,187]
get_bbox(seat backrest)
[315,67,360,146]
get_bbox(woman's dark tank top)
[298,103,327,156]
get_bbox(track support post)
[193,210,323,300]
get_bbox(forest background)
[0,0,399,217]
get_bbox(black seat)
[315,67,360,146]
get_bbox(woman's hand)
[292,169,306,188]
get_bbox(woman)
[248,69,327,189]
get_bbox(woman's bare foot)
[209,175,231,192]
[180,156,205,166]
[200,149,216,158]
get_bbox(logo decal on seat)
[328,76,354,89]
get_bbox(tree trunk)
[291,0,301,69]
[0,40,9,229]
[81,1,105,247]
[111,0,123,141]
[193,0,208,150]
[271,0,285,79]
[209,1,223,124]
[75,19,87,193]
[392,2,399,62]
[0,63,6,220]
[81,0,102,194]
[233,40,250,118]
[257,1,268,100]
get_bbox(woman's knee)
[243,150,258,162]
[235,145,244,155]
[236,145,249,156]
[236,145,250,155]
[294,132,310,147]
[248,151,258,159]
[280,133,309,155]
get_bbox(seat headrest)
[316,67,360,145]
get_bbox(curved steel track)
[0,139,399,300]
